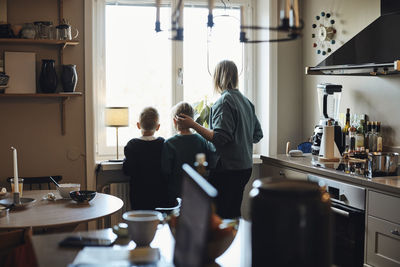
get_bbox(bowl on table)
[70,190,96,204]
[57,183,81,199]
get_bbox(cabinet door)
[366,216,400,267]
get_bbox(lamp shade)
[105,107,129,127]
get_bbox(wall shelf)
[0,38,79,47]
[0,92,83,135]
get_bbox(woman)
[177,60,263,218]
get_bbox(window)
[95,0,253,160]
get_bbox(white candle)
[156,0,161,22]
[240,6,245,27]
[11,147,19,193]
[208,0,214,14]
[178,0,183,28]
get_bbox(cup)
[122,210,163,247]
[10,178,24,197]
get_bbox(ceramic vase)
[39,59,58,93]
[61,64,77,92]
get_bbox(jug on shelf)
[56,19,78,41]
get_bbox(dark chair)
[7,176,62,190]
[0,228,38,267]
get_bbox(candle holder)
[13,192,20,205]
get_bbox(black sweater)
[123,137,168,210]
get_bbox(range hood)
[306,0,400,76]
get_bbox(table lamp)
[105,107,129,161]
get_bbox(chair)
[6,175,62,190]
[0,228,39,267]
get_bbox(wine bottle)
[376,121,383,152]
[342,108,351,152]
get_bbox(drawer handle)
[391,229,400,237]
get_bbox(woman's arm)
[175,114,214,141]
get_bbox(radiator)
[103,183,131,227]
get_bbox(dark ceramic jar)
[61,64,77,92]
[250,178,332,267]
[39,59,58,93]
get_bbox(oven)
[308,175,366,267]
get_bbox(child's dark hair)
[139,107,159,131]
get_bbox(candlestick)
[240,6,245,26]
[208,0,214,14]
[11,147,19,193]
[156,0,161,22]
[285,0,290,19]
[177,0,183,29]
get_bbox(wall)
[0,0,85,188]
[255,0,303,156]
[302,0,400,149]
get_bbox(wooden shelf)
[0,92,83,135]
[0,38,79,47]
[0,92,82,98]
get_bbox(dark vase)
[61,64,78,92]
[39,59,58,93]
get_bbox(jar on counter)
[34,21,55,39]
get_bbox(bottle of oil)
[376,122,383,152]
[342,108,351,152]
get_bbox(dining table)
[0,190,124,232]
[32,219,252,267]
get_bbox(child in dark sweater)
[161,102,215,204]
[123,107,168,210]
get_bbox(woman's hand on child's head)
[175,113,195,129]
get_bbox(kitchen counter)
[260,154,400,196]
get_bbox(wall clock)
[312,11,337,56]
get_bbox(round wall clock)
[311,11,337,56]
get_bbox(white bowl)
[57,183,81,199]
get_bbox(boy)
[161,102,215,204]
[123,107,168,210]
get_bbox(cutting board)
[4,51,36,94]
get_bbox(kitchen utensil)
[34,21,54,39]
[49,176,60,187]
[311,83,344,156]
[56,23,78,40]
[367,152,399,178]
[69,190,96,204]
[0,197,36,209]
[57,183,80,199]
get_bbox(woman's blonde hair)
[213,60,238,94]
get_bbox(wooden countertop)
[261,154,400,196]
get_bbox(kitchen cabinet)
[366,191,400,267]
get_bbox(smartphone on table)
[59,236,115,248]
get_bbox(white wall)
[302,0,400,149]
[255,0,303,155]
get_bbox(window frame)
[93,0,255,160]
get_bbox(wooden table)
[32,220,252,267]
[0,190,124,231]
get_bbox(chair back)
[7,176,62,190]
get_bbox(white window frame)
[90,0,255,161]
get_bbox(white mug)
[122,210,163,247]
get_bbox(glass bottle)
[194,153,208,177]
[355,119,365,151]
[365,121,372,151]
[342,108,351,152]
[349,126,357,153]
[369,122,377,152]
[376,122,383,152]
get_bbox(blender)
[311,83,344,155]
